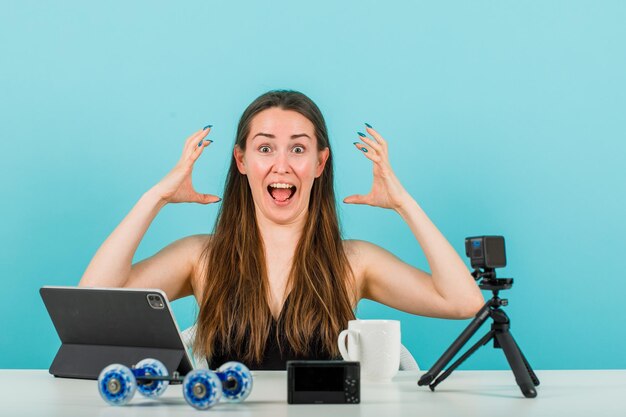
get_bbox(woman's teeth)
[269,183,294,189]
[268,183,296,201]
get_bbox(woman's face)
[234,107,330,226]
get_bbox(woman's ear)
[315,148,330,178]
[234,146,246,175]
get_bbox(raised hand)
[153,126,221,205]
[343,124,410,211]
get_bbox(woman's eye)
[259,146,271,153]
[293,146,305,153]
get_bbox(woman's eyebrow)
[252,133,311,140]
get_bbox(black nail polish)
[365,123,373,128]
[357,132,366,137]
[203,124,213,130]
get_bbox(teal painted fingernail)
[203,124,213,130]
[205,139,213,143]
[365,123,373,128]
[357,131,366,137]
[197,140,203,147]
[353,142,367,152]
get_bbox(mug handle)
[338,329,358,361]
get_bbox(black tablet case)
[40,287,194,380]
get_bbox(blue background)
[1,1,625,370]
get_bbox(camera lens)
[147,294,164,309]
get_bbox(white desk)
[1,370,625,416]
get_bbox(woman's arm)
[348,202,484,319]
[344,125,484,319]
[78,127,219,301]
[78,189,166,288]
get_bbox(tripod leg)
[418,303,491,386]
[429,330,494,391]
[494,331,537,398]
[518,342,540,386]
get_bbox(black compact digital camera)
[287,360,360,404]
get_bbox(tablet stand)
[50,344,189,380]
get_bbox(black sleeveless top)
[207,294,339,370]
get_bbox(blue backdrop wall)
[1,0,625,370]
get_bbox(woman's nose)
[272,150,291,173]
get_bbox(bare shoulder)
[343,238,430,301]
[343,239,385,264]
[171,233,211,263]
[125,233,212,303]
[184,234,212,298]
[343,239,364,262]
[181,233,212,249]
[342,239,382,301]
[343,238,394,269]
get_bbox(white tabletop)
[1,369,625,417]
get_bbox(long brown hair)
[194,90,356,366]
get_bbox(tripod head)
[472,267,513,292]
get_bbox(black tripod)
[417,269,540,398]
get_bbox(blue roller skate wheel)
[217,361,253,402]
[98,364,137,406]
[183,369,222,410]
[135,358,169,398]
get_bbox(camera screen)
[294,366,344,391]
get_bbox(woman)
[79,90,484,370]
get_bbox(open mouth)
[267,183,297,203]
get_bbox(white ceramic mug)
[337,319,401,381]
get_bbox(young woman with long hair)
[79,90,484,369]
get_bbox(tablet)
[40,286,194,380]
